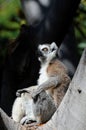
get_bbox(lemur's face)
[38,42,58,63]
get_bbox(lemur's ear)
[50,42,58,51]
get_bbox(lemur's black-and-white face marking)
[38,42,58,63]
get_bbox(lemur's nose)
[37,50,43,57]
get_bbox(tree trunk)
[0,48,86,130]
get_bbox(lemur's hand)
[16,89,24,97]
[16,86,37,97]
[16,89,30,97]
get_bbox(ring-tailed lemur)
[32,42,71,107]
[12,42,70,125]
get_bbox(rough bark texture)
[0,48,86,130]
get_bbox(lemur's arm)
[32,76,60,98]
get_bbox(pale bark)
[0,108,23,130]
[0,49,86,130]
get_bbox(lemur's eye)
[42,48,48,52]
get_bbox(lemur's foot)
[26,122,40,129]
[20,116,36,125]
[28,122,40,127]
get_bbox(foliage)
[74,0,86,54]
[0,0,25,39]
[0,0,26,64]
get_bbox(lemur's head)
[37,42,58,63]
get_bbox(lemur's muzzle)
[37,50,43,57]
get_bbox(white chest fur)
[38,63,49,85]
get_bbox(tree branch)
[0,108,22,130]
